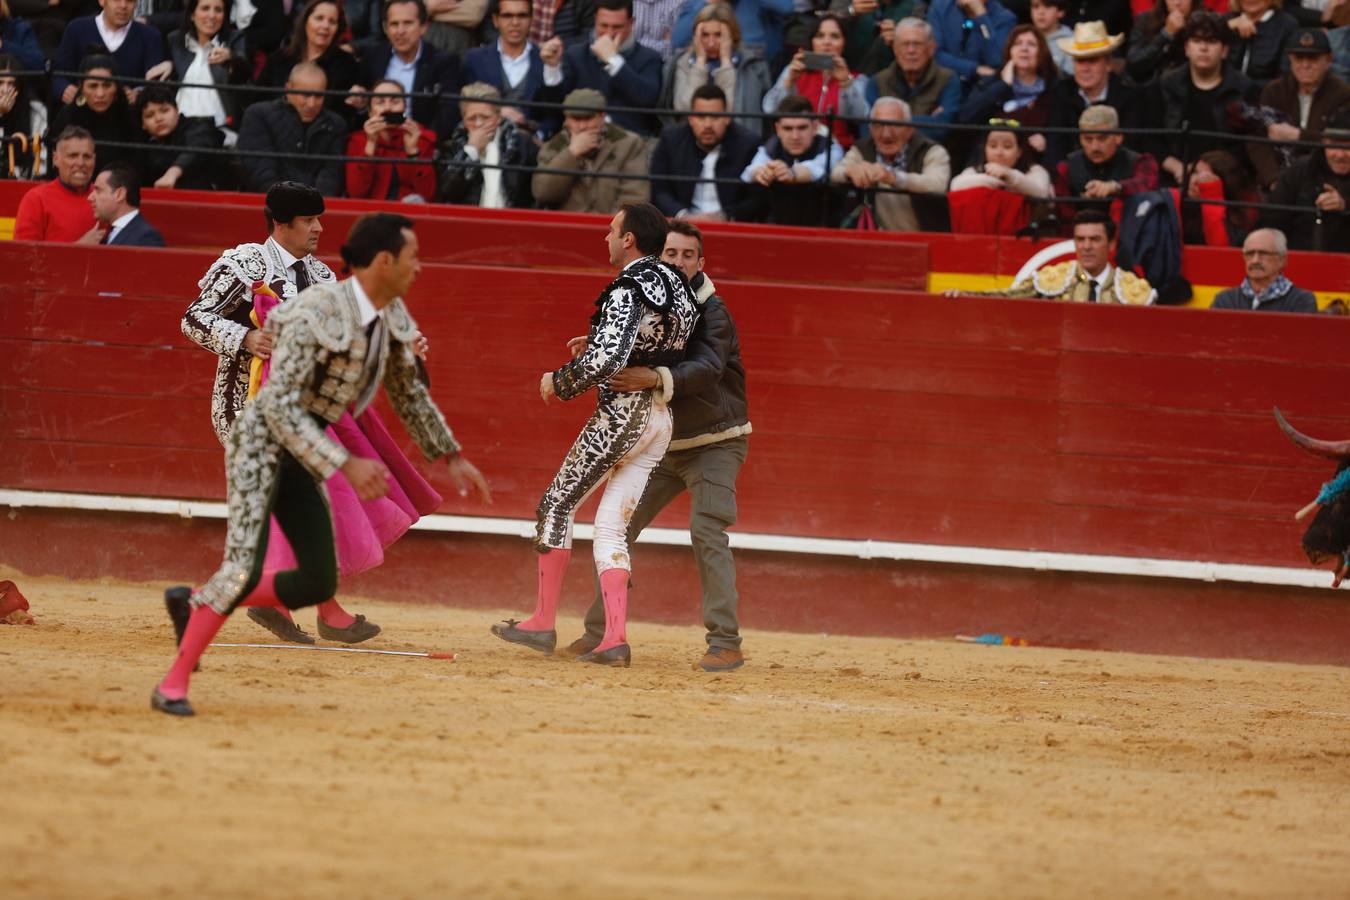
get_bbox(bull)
[1275,408,1350,586]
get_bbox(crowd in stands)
[3,0,1350,289]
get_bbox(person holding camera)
[345,78,438,201]
[761,13,869,149]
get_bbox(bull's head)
[1275,408,1350,584]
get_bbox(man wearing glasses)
[1210,229,1318,314]
[461,0,547,130]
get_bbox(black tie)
[292,261,310,292]
[1087,279,1098,303]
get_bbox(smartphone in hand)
[802,52,834,71]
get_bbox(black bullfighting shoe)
[163,586,192,646]
[247,607,316,644]
[151,688,194,717]
[556,634,601,660]
[576,643,631,667]
[490,619,557,655]
[318,614,382,644]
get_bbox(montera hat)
[562,88,606,115]
[1057,21,1125,59]
[265,181,325,223]
[1287,27,1332,56]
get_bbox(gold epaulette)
[1115,270,1157,306]
[1031,261,1075,296]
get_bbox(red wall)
[3,238,1347,572]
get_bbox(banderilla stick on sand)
[211,643,456,660]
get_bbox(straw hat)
[1057,21,1124,59]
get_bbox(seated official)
[536,0,664,136]
[14,126,99,242]
[345,79,438,201]
[87,165,166,247]
[946,210,1156,304]
[532,88,649,213]
[741,94,845,226]
[1210,229,1318,313]
[238,62,348,196]
[436,81,537,208]
[1054,104,1158,226]
[135,84,227,190]
[829,96,950,232]
[650,84,761,222]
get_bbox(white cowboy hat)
[1057,21,1125,59]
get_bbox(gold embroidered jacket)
[978,262,1157,305]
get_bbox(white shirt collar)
[1082,263,1112,287]
[392,41,424,68]
[96,12,131,47]
[268,237,302,272]
[349,275,382,326]
[622,257,645,271]
[1258,8,1275,22]
[108,209,138,231]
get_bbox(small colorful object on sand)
[0,580,35,625]
[956,633,1030,646]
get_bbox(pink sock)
[237,572,284,609]
[519,548,571,631]
[158,604,226,700]
[316,599,356,629]
[595,568,629,651]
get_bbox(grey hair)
[871,96,912,122]
[1248,228,1289,257]
[894,17,933,41]
[459,81,502,112]
[1078,104,1118,130]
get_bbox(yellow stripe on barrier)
[0,217,14,241]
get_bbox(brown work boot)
[698,647,745,672]
[556,634,601,659]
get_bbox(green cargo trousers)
[582,436,748,649]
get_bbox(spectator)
[949,209,1157,303]
[671,0,796,64]
[1224,0,1298,82]
[425,0,489,55]
[828,0,919,74]
[868,17,962,141]
[665,2,771,131]
[762,13,868,149]
[959,24,1059,142]
[830,95,949,230]
[437,81,538,207]
[742,94,843,226]
[166,0,251,136]
[950,124,1052,232]
[1183,148,1258,245]
[1043,21,1144,167]
[1055,104,1158,221]
[529,0,597,50]
[13,126,98,242]
[53,0,167,105]
[651,83,761,220]
[1210,228,1318,311]
[461,0,546,128]
[1248,27,1350,188]
[49,55,139,171]
[259,0,361,122]
[1032,0,1074,77]
[1159,12,1257,184]
[926,0,1017,85]
[633,0,684,59]
[1333,20,1350,79]
[237,61,347,196]
[539,0,664,136]
[354,0,463,134]
[1285,0,1350,27]
[0,0,44,73]
[135,83,226,189]
[1262,105,1350,250]
[1127,0,1201,83]
[532,87,649,211]
[0,52,46,179]
[345,79,437,200]
[87,165,166,246]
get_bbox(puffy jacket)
[657,272,751,450]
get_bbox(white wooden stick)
[211,642,455,660]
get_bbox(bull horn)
[1274,407,1350,460]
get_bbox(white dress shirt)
[105,210,139,244]
[690,147,722,214]
[95,12,131,53]
[499,39,532,89]
[385,43,424,96]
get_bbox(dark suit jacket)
[461,43,545,108]
[106,211,166,247]
[54,17,166,100]
[537,39,664,136]
[237,98,347,196]
[650,122,760,221]
[356,39,462,135]
[1043,74,1147,169]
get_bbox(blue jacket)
[672,0,794,60]
[461,43,545,108]
[925,0,1016,82]
[540,39,664,136]
[0,16,45,73]
[54,17,166,100]
[106,211,166,248]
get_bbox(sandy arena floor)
[4,569,1350,900]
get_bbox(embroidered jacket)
[979,261,1156,305]
[182,237,335,444]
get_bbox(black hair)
[1073,209,1116,241]
[666,219,704,256]
[490,0,532,15]
[690,83,728,107]
[136,82,179,113]
[288,0,349,59]
[595,0,633,17]
[102,164,142,208]
[383,0,429,24]
[1030,0,1066,9]
[79,53,117,77]
[775,94,814,118]
[619,203,669,256]
[809,12,848,51]
[0,53,35,132]
[341,212,416,268]
[182,0,233,42]
[1181,10,1228,46]
[973,125,1033,173]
